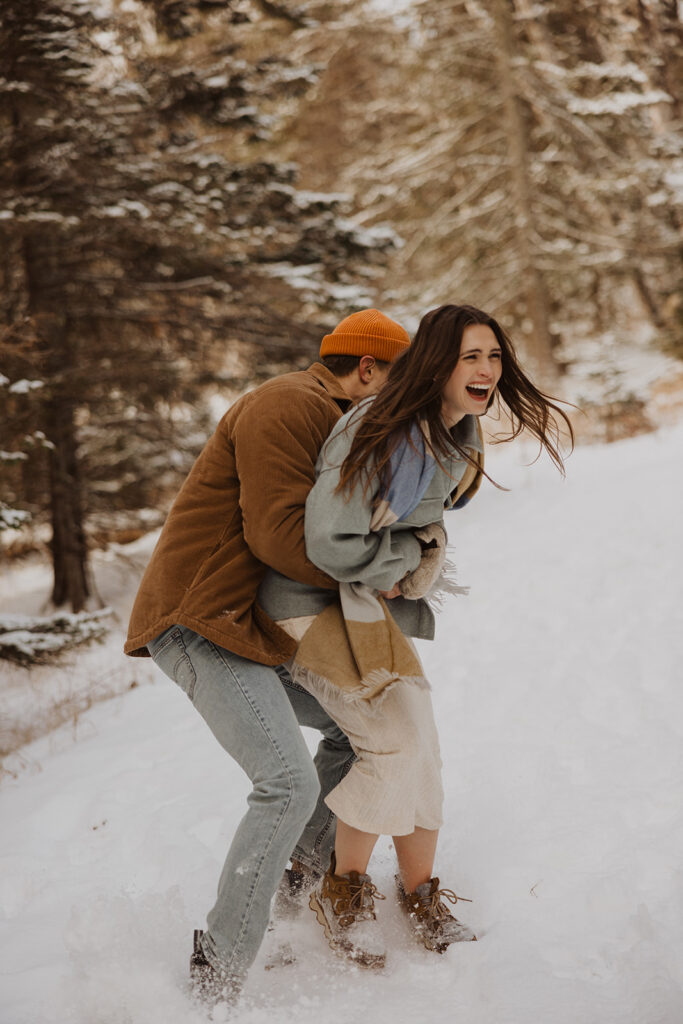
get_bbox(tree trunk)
[23,234,92,612]
[630,266,665,330]
[46,395,90,611]
[492,0,557,379]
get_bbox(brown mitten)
[399,522,447,600]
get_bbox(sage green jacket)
[259,405,484,641]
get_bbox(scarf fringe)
[290,663,430,715]
[428,556,470,610]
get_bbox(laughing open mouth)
[466,384,489,399]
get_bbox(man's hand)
[378,583,401,600]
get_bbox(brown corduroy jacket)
[125,363,351,664]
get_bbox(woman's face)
[440,323,502,427]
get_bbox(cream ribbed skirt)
[278,616,444,836]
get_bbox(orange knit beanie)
[320,308,410,362]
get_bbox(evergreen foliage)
[400,0,682,363]
[1,0,680,616]
[0,0,394,609]
[0,609,111,666]
[283,0,681,367]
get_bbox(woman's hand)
[378,583,402,600]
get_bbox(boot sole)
[394,877,477,951]
[308,892,386,969]
[422,934,476,954]
[415,926,477,953]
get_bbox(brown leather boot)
[309,853,387,968]
[396,876,477,952]
[272,859,320,919]
[189,930,241,1005]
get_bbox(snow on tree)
[512,0,682,356]
[279,0,681,374]
[0,333,49,535]
[0,609,112,667]
[388,0,682,369]
[0,0,397,611]
[0,364,111,666]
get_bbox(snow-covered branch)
[0,609,113,667]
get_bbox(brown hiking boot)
[272,859,320,919]
[396,876,477,952]
[189,930,241,1005]
[309,853,387,968]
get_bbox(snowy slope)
[1,425,683,1024]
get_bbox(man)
[125,308,411,1001]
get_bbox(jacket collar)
[452,414,483,454]
[306,362,353,412]
[305,366,483,453]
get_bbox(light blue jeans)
[147,624,354,983]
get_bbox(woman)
[271,304,573,967]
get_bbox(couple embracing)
[125,303,571,1004]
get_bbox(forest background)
[0,0,681,677]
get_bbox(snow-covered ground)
[0,535,159,758]
[2,424,683,1024]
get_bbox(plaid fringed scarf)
[370,420,436,529]
[291,422,444,708]
[290,581,427,708]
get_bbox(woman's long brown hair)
[337,303,574,497]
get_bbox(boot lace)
[334,877,386,924]
[417,886,472,922]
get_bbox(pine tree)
[0,328,47,535]
[0,346,108,667]
[400,0,682,367]
[0,0,394,610]
[285,0,681,372]
[0,609,112,667]
[512,0,682,352]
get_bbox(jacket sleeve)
[304,416,422,592]
[232,386,340,589]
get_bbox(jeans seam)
[280,676,310,696]
[150,626,197,699]
[311,750,356,862]
[204,638,299,973]
[148,625,182,659]
[173,629,197,700]
[278,665,356,871]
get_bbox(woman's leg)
[310,818,386,968]
[334,820,379,875]
[394,826,477,948]
[394,826,439,892]
[334,820,439,890]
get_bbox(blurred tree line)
[282,0,682,371]
[412,0,683,371]
[1,0,681,625]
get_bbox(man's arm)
[233,386,340,588]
